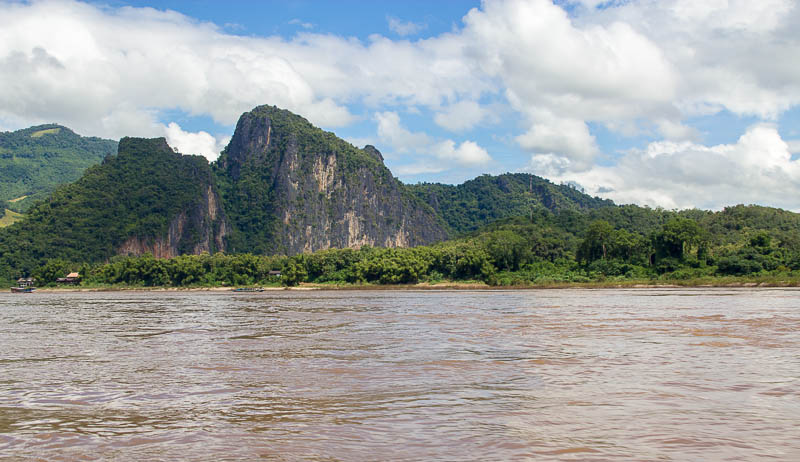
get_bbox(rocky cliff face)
[214,105,448,254]
[113,138,229,258]
[117,184,229,258]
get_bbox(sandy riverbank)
[25,279,800,292]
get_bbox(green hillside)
[408,173,614,235]
[0,124,117,212]
[0,138,221,277]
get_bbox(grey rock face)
[215,105,449,254]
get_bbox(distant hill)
[409,173,614,235]
[0,124,117,213]
[0,137,227,275]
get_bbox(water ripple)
[0,288,798,460]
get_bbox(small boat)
[232,287,265,292]
[11,286,34,293]
[11,277,36,293]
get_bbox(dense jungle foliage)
[0,124,117,212]
[14,204,800,288]
[408,173,614,234]
[0,138,216,277]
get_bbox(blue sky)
[2,0,800,210]
[101,0,479,40]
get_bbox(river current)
[0,289,798,461]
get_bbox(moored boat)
[11,277,36,293]
[10,286,34,293]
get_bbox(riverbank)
[22,275,800,292]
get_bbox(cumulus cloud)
[3,0,800,206]
[462,0,680,170]
[164,122,229,161]
[432,140,491,165]
[461,0,800,174]
[375,111,432,152]
[0,0,495,141]
[387,16,426,36]
[592,0,800,119]
[434,100,486,132]
[534,125,800,210]
[375,111,491,173]
[515,111,599,172]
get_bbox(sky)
[2,0,800,211]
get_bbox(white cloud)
[0,0,366,139]
[460,0,679,170]
[434,100,485,132]
[592,0,800,119]
[515,111,599,171]
[535,125,800,210]
[375,111,432,152]
[787,140,800,154]
[0,0,495,141]
[376,111,492,173]
[655,119,700,141]
[164,122,229,161]
[432,140,491,166]
[288,19,314,29]
[387,16,426,36]
[2,0,800,209]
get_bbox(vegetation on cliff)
[213,105,447,255]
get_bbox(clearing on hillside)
[30,127,61,138]
[0,209,22,227]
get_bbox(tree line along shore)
[9,206,800,290]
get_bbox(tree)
[282,260,307,287]
[749,231,772,249]
[577,220,614,263]
[32,258,73,285]
[653,218,706,262]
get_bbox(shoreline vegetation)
[7,206,800,293]
[19,275,800,293]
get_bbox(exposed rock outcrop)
[214,105,449,254]
[117,184,228,258]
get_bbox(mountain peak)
[213,104,447,254]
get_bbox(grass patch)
[30,127,61,138]
[0,209,23,227]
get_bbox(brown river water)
[0,289,798,461]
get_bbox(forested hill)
[408,173,614,235]
[0,137,227,276]
[0,124,117,213]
